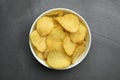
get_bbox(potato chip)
[46,10,64,16]
[55,14,79,32]
[63,36,76,56]
[46,25,67,52]
[36,16,55,36]
[30,30,47,52]
[47,25,67,41]
[72,43,85,63]
[34,49,45,60]
[47,51,71,69]
[47,40,64,52]
[70,23,87,44]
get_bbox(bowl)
[29,8,91,70]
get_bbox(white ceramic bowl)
[29,8,91,70]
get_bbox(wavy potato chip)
[63,36,76,56]
[72,43,85,63]
[47,51,71,69]
[70,23,87,44]
[36,17,55,36]
[30,30,47,52]
[55,14,79,32]
[34,49,45,60]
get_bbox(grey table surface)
[0,0,120,80]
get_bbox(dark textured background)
[0,0,120,80]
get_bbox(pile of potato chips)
[30,10,87,69]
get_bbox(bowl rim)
[29,8,91,70]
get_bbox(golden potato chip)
[72,43,85,63]
[36,16,55,36]
[70,23,87,44]
[47,25,67,41]
[34,49,45,60]
[48,41,64,52]
[63,36,76,56]
[46,26,66,52]
[30,30,47,52]
[46,10,64,16]
[55,14,79,33]
[47,51,71,69]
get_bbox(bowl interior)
[29,8,91,70]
